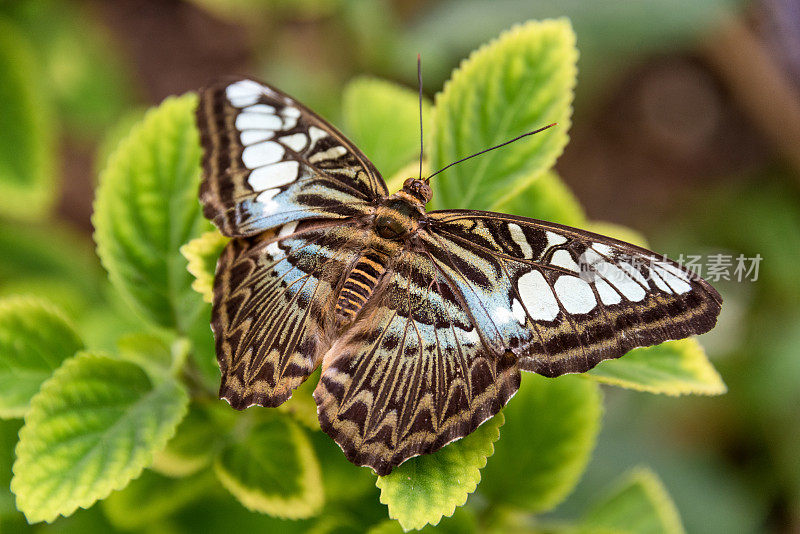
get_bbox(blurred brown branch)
[703,16,800,175]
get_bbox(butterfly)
[196,77,722,476]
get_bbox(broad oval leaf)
[343,76,432,180]
[93,93,213,331]
[214,414,324,519]
[11,352,189,523]
[376,413,503,531]
[151,403,229,478]
[479,374,602,513]
[0,297,83,418]
[430,18,577,211]
[0,17,55,220]
[588,338,726,396]
[583,467,685,534]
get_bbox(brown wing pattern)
[213,222,360,409]
[426,210,722,377]
[197,78,387,237]
[314,250,520,475]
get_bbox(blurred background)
[0,0,798,532]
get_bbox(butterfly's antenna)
[425,123,557,182]
[417,53,424,181]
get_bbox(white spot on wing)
[226,80,263,107]
[309,126,328,145]
[551,249,580,272]
[649,267,673,293]
[236,112,282,131]
[309,145,347,163]
[242,141,283,169]
[243,104,276,114]
[248,161,299,191]
[508,223,532,258]
[546,231,567,249]
[517,270,559,321]
[594,277,621,305]
[554,276,597,314]
[255,188,280,214]
[655,261,691,282]
[278,221,298,237]
[511,298,527,324]
[592,243,613,257]
[653,266,692,294]
[279,133,307,152]
[240,130,273,146]
[283,106,301,118]
[619,262,648,286]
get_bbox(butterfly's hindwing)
[197,79,388,237]
[314,251,520,475]
[427,210,722,376]
[213,223,362,409]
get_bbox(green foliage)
[0,16,722,533]
[429,18,576,211]
[480,375,602,513]
[1,0,134,138]
[0,297,84,418]
[376,414,503,531]
[93,93,213,332]
[214,414,324,518]
[491,169,586,226]
[103,469,217,530]
[588,339,726,396]
[0,17,54,220]
[583,468,685,534]
[181,231,230,304]
[11,352,189,523]
[343,76,432,180]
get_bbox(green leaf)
[152,403,229,478]
[376,413,504,531]
[430,18,576,211]
[491,169,586,226]
[0,297,84,418]
[181,231,229,304]
[214,414,324,519]
[11,352,189,523]
[117,333,190,381]
[583,467,685,534]
[0,418,23,517]
[2,0,135,138]
[587,339,726,396]
[480,374,602,513]
[103,469,216,530]
[93,93,213,332]
[0,17,55,219]
[343,76,432,180]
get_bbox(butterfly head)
[401,178,432,205]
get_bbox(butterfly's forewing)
[425,210,722,376]
[213,222,364,408]
[196,78,388,237]
[314,251,519,475]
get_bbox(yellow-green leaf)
[11,353,189,523]
[587,338,726,396]
[93,93,213,331]
[377,413,503,531]
[430,18,576,211]
[181,231,229,304]
[491,169,586,227]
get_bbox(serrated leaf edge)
[214,419,324,519]
[376,414,503,531]
[180,230,229,304]
[11,352,189,523]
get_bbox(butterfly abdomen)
[335,250,389,324]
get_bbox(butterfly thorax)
[334,179,431,326]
